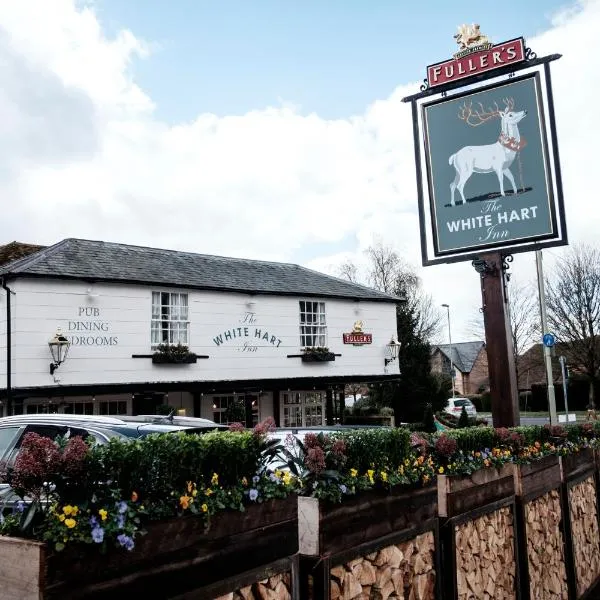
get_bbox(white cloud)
[1,0,599,343]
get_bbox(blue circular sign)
[543,333,556,348]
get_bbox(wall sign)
[342,321,373,345]
[212,312,283,353]
[66,307,118,346]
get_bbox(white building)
[0,239,401,427]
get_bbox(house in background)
[0,238,401,427]
[430,341,489,396]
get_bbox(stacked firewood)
[329,531,436,600]
[524,490,568,599]
[214,571,292,600]
[569,476,600,597]
[455,507,516,599]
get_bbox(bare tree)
[468,280,537,384]
[545,244,600,406]
[338,241,442,342]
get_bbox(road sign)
[543,333,556,348]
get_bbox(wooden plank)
[445,475,515,518]
[316,486,438,556]
[514,456,562,499]
[0,536,46,600]
[561,448,595,481]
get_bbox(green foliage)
[331,428,410,473]
[422,404,436,433]
[444,427,498,452]
[457,406,470,428]
[224,398,246,424]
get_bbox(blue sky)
[97,0,569,123]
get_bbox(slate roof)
[0,238,399,302]
[434,341,485,373]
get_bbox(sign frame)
[403,49,568,267]
[421,72,559,259]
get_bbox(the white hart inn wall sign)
[403,24,568,266]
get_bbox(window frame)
[298,300,327,349]
[151,291,190,349]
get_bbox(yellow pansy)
[63,505,74,516]
[201,503,208,513]
[211,473,219,486]
[438,466,445,474]
[205,488,213,497]
[380,471,388,482]
[58,514,65,522]
[367,469,375,484]
[350,468,358,478]
[98,509,108,521]
[64,518,76,529]
[282,471,292,486]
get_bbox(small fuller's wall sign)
[343,321,373,345]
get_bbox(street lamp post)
[441,304,455,398]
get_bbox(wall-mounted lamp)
[245,295,256,310]
[48,328,70,375]
[384,336,401,366]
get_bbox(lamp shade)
[385,337,401,360]
[48,328,70,365]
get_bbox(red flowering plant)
[281,432,348,501]
[1,432,91,537]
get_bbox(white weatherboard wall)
[1,278,398,390]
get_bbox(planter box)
[437,463,514,518]
[301,353,335,363]
[152,353,197,364]
[561,447,595,482]
[298,486,439,600]
[513,454,561,500]
[0,498,298,600]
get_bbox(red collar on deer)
[498,133,527,152]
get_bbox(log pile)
[524,490,568,599]
[328,531,435,600]
[454,507,516,600]
[214,572,292,600]
[568,476,600,597]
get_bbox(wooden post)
[474,252,519,428]
[325,389,334,426]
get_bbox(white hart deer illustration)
[449,97,527,206]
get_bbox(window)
[63,402,95,415]
[99,401,127,415]
[151,292,189,348]
[281,391,325,427]
[0,427,20,460]
[212,394,259,426]
[299,301,327,348]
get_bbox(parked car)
[0,414,226,512]
[444,397,477,418]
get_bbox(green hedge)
[331,428,411,473]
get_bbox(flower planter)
[301,352,335,363]
[298,486,439,600]
[151,353,197,364]
[0,498,298,600]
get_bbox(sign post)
[403,24,568,428]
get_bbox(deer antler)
[502,97,515,112]
[458,100,501,127]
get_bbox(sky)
[0,0,598,345]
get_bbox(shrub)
[423,404,436,433]
[331,428,411,474]
[445,427,497,452]
[457,406,470,428]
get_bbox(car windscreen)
[453,399,471,407]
